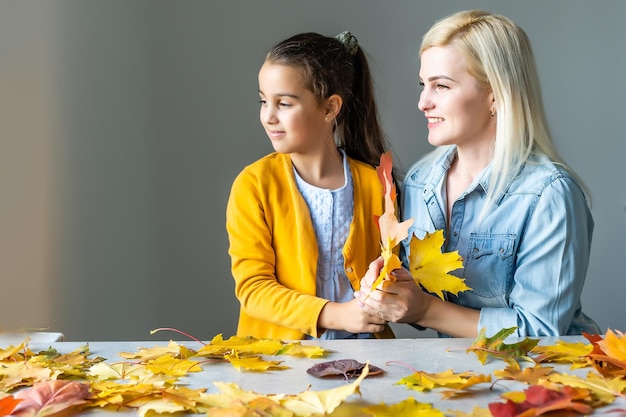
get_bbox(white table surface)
[1,335,624,416]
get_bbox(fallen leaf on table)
[134,386,210,416]
[88,362,149,381]
[467,327,539,370]
[144,354,203,376]
[307,359,383,380]
[11,380,92,417]
[276,363,369,415]
[88,381,163,408]
[224,353,288,372]
[489,384,594,417]
[0,362,59,392]
[202,364,370,415]
[447,406,494,417]
[585,329,626,378]
[206,397,294,417]
[0,340,30,361]
[395,369,490,394]
[275,341,328,358]
[546,371,626,406]
[118,340,196,361]
[0,395,22,416]
[530,339,593,369]
[361,397,445,417]
[493,364,554,385]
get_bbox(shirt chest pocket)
[463,233,516,298]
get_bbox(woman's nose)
[417,90,431,113]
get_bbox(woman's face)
[418,45,495,150]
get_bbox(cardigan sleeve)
[226,158,328,339]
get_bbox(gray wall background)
[1,1,624,341]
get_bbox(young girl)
[226,32,395,340]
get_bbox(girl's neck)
[291,146,345,190]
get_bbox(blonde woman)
[357,10,599,338]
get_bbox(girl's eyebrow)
[258,90,300,99]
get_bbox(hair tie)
[336,31,359,56]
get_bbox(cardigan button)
[346,267,353,273]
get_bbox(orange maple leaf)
[367,152,413,297]
[585,329,626,378]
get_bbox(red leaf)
[489,385,593,417]
[11,380,91,417]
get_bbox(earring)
[490,109,496,117]
[325,116,329,121]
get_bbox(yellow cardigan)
[226,152,394,340]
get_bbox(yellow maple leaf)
[119,340,196,361]
[275,363,369,415]
[493,364,554,385]
[137,399,187,417]
[531,340,593,369]
[195,334,285,358]
[546,371,626,405]
[0,339,29,361]
[87,362,149,381]
[408,230,468,299]
[395,369,491,393]
[361,397,445,416]
[145,355,203,376]
[0,361,60,391]
[448,406,494,417]
[224,353,288,372]
[277,342,328,358]
[206,397,295,417]
[202,382,264,408]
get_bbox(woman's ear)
[324,94,343,122]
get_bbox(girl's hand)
[318,299,387,334]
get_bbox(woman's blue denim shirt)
[400,147,600,337]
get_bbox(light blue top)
[295,150,371,339]
[400,146,600,337]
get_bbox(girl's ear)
[324,94,343,122]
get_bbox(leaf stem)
[150,328,206,345]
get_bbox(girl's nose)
[260,106,277,124]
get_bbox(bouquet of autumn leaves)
[369,151,470,300]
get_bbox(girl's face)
[258,62,330,155]
[418,45,495,149]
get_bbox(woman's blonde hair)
[420,10,588,213]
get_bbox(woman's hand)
[354,257,434,324]
[355,257,481,337]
